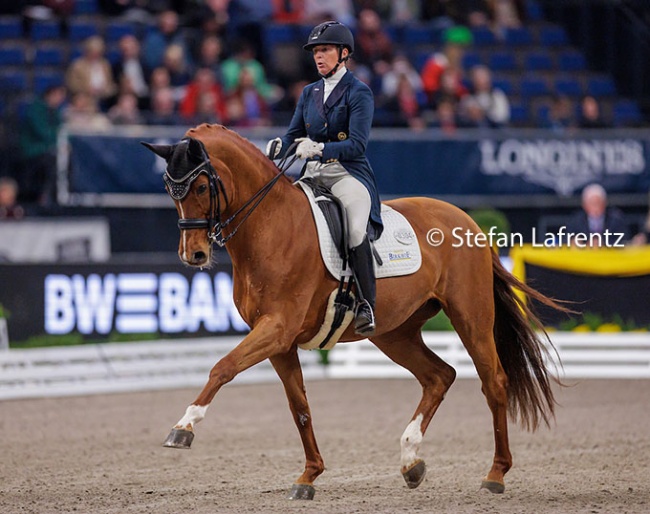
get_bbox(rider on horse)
[266,21,383,336]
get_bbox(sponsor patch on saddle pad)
[297,181,422,279]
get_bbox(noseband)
[164,139,298,247]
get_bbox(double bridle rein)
[163,139,298,247]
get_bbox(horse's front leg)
[270,347,324,500]
[163,315,292,449]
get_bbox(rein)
[166,140,299,247]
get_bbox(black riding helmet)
[304,21,354,78]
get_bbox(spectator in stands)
[221,40,281,103]
[141,10,191,70]
[378,73,426,130]
[303,0,356,27]
[108,92,145,125]
[64,92,112,131]
[429,67,467,110]
[353,9,394,73]
[112,35,150,108]
[226,68,271,127]
[18,84,66,205]
[421,0,491,27]
[421,25,472,105]
[566,183,628,243]
[578,95,610,129]
[272,0,304,23]
[0,177,25,220]
[542,94,576,133]
[273,79,309,125]
[380,54,423,99]
[631,196,650,245]
[162,43,193,93]
[488,0,522,38]
[179,68,228,124]
[430,97,460,134]
[465,64,510,127]
[195,34,224,81]
[458,96,490,127]
[146,87,181,125]
[65,36,118,107]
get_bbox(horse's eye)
[196,184,208,195]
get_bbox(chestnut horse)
[142,123,561,500]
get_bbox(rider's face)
[312,44,348,75]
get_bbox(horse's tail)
[491,251,567,431]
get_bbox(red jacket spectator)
[179,68,228,123]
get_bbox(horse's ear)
[187,138,205,160]
[140,141,175,161]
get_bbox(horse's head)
[142,137,224,267]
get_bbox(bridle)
[163,139,298,247]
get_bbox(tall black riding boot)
[348,237,376,336]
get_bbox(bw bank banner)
[0,262,249,343]
[67,132,650,197]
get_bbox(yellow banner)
[510,245,650,283]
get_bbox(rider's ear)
[141,141,175,161]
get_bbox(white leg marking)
[400,413,424,469]
[178,201,188,262]
[175,404,208,431]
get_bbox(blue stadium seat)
[471,27,496,46]
[558,51,586,71]
[69,21,99,41]
[105,22,136,42]
[509,103,530,125]
[488,51,517,71]
[264,24,299,46]
[31,21,62,41]
[613,100,642,126]
[73,0,99,15]
[526,0,544,22]
[0,17,22,39]
[0,46,26,66]
[462,51,482,70]
[539,26,568,46]
[403,25,435,45]
[525,51,553,71]
[33,47,65,67]
[0,70,28,92]
[413,50,431,72]
[587,76,616,97]
[33,71,64,94]
[536,105,551,124]
[555,77,583,96]
[504,27,533,46]
[492,78,514,95]
[520,77,549,97]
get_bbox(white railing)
[1,333,649,400]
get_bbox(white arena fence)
[1,333,649,400]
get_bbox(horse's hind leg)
[371,317,456,489]
[270,347,324,500]
[443,272,511,493]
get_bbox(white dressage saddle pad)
[296,181,422,279]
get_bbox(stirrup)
[354,301,376,336]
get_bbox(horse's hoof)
[162,428,194,449]
[480,479,505,494]
[402,459,427,489]
[288,483,315,500]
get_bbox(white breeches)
[304,162,371,248]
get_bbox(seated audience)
[465,65,510,127]
[566,183,628,243]
[108,93,145,125]
[65,36,117,107]
[578,95,610,129]
[146,87,181,126]
[180,68,228,124]
[0,177,25,220]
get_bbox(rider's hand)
[265,137,282,159]
[295,137,324,160]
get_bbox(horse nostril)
[193,251,207,262]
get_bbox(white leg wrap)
[175,404,208,430]
[400,413,424,469]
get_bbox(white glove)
[295,137,324,160]
[265,137,282,159]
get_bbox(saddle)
[295,178,422,350]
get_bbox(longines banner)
[67,132,650,198]
[0,262,249,343]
